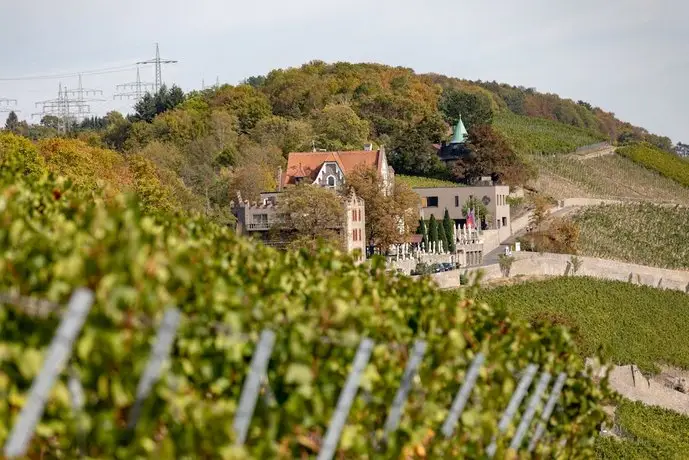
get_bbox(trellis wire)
[127,307,181,429]
[4,289,582,458]
[317,338,374,460]
[486,363,539,457]
[3,288,94,458]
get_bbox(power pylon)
[114,66,154,102]
[33,77,104,134]
[0,97,18,114]
[137,43,177,93]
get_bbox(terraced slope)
[574,203,689,270]
[494,112,606,156]
[530,153,689,205]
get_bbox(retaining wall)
[424,252,689,291]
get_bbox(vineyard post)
[441,353,485,438]
[233,329,276,445]
[317,338,374,460]
[382,340,427,439]
[4,288,94,458]
[509,372,551,451]
[486,364,539,457]
[127,307,181,430]
[528,372,567,452]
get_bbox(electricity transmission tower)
[137,43,177,93]
[0,97,18,114]
[33,76,104,134]
[114,66,154,102]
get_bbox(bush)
[0,139,610,458]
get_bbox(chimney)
[363,143,373,151]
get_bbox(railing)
[3,289,583,459]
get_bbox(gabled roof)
[283,149,386,186]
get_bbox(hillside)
[493,111,606,156]
[529,153,689,205]
[476,277,689,373]
[574,203,689,270]
[476,277,689,459]
[3,60,675,221]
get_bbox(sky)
[1,0,687,143]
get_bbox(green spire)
[450,115,468,144]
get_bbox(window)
[252,214,268,224]
[358,209,362,221]
[426,196,439,207]
[455,196,459,207]
[326,175,336,188]
[353,229,357,241]
[352,209,357,222]
[502,216,507,226]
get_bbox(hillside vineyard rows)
[0,133,610,458]
[574,203,689,270]
[477,277,689,374]
[529,154,689,205]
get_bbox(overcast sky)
[1,0,687,143]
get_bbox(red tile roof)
[283,150,385,186]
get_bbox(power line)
[0,64,143,82]
[137,43,178,93]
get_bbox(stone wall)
[423,252,689,291]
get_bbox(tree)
[529,194,551,231]
[228,163,277,204]
[345,166,419,254]
[4,111,19,133]
[428,215,439,253]
[132,85,186,123]
[389,114,449,178]
[438,217,449,253]
[312,104,370,151]
[40,115,60,130]
[443,208,456,252]
[439,88,494,129]
[452,125,535,186]
[276,184,345,253]
[209,84,272,133]
[462,197,488,228]
[250,115,312,155]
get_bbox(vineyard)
[493,112,606,156]
[0,132,609,458]
[529,153,689,205]
[396,175,463,188]
[574,203,689,270]
[594,400,689,459]
[476,277,689,373]
[617,142,689,188]
[476,277,689,458]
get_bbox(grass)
[595,400,689,459]
[494,111,605,156]
[475,277,689,373]
[574,203,689,270]
[396,174,463,188]
[530,153,689,205]
[618,142,689,188]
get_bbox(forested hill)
[2,61,674,224]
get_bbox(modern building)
[413,182,511,231]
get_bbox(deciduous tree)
[276,184,345,252]
[439,88,494,128]
[346,166,419,254]
[312,104,370,151]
